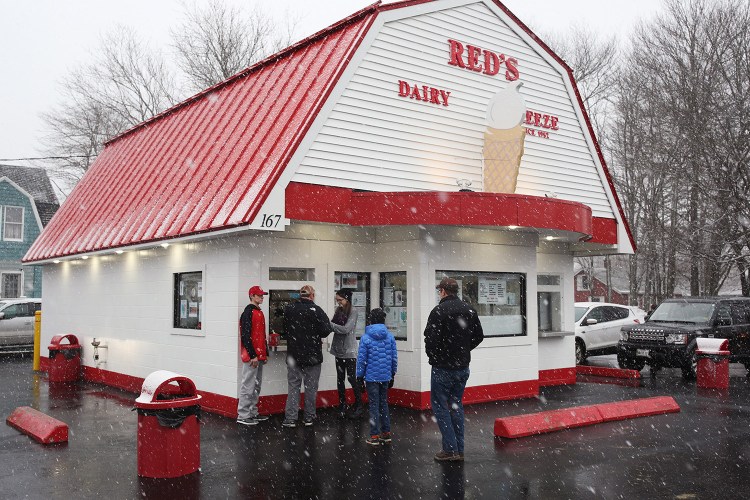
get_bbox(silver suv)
[0,298,42,353]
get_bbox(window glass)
[269,268,315,281]
[1,273,21,298]
[334,271,370,338]
[587,307,605,323]
[538,274,562,333]
[380,272,407,340]
[436,271,526,337]
[716,303,732,325]
[2,304,18,319]
[173,271,203,330]
[730,303,745,325]
[3,206,23,241]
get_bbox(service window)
[173,271,203,330]
[436,271,526,337]
[334,271,371,338]
[537,274,561,333]
[380,272,407,340]
[267,289,303,348]
[269,268,315,281]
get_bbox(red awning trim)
[284,182,605,240]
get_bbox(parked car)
[575,302,645,364]
[618,297,750,379]
[0,298,42,352]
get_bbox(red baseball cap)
[248,286,268,296]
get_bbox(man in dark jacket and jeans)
[282,285,333,427]
[424,277,484,461]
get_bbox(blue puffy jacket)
[356,323,397,383]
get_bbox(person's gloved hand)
[388,378,394,389]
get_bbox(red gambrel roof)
[24,4,378,262]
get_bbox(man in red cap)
[424,277,484,461]
[237,285,269,425]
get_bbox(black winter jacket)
[424,295,484,369]
[283,298,333,367]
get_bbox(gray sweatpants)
[284,359,321,421]
[237,361,263,419]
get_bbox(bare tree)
[172,0,298,91]
[40,26,177,190]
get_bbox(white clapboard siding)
[292,1,615,219]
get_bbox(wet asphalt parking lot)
[1,354,749,499]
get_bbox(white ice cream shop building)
[25,0,634,416]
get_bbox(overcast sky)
[0,0,662,165]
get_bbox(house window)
[3,206,23,241]
[436,271,526,337]
[173,271,202,330]
[334,271,371,338]
[537,274,562,333]
[1,272,22,298]
[380,272,407,340]
[576,274,590,291]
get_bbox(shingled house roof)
[0,164,59,226]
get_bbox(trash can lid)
[134,370,201,409]
[695,338,729,353]
[48,334,80,349]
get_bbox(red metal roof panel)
[24,6,377,262]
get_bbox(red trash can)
[696,338,730,389]
[48,334,82,382]
[134,370,202,478]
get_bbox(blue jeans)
[365,382,390,436]
[431,366,470,453]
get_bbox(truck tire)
[681,348,698,380]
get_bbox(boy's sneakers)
[434,450,462,462]
[366,435,381,446]
[236,417,259,426]
[253,415,269,421]
[281,419,297,428]
[380,432,392,443]
[303,417,315,427]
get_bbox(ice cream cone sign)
[483,81,527,194]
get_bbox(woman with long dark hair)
[330,288,363,417]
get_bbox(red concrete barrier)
[576,365,641,379]
[6,406,68,444]
[595,396,680,423]
[494,396,680,438]
[494,405,602,438]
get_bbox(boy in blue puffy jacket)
[356,308,398,446]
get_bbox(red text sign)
[525,110,559,130]
[398,80,451,106]
[448,39,519,81]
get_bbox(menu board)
[478,276,507,304]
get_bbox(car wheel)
[617,352,645,371]
[681,348,698,380]
[575,338,586,365]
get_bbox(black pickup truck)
[617,297,750,379]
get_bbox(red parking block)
[6,406,69,444]
[576,365,641,379]
[595,396,680,423]
[494,405,602,438]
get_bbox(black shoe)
[337,403,348,417]
[237,417,259,426]
[281,419,297,428]
[303,417,315,426]
[252,415,269,421]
